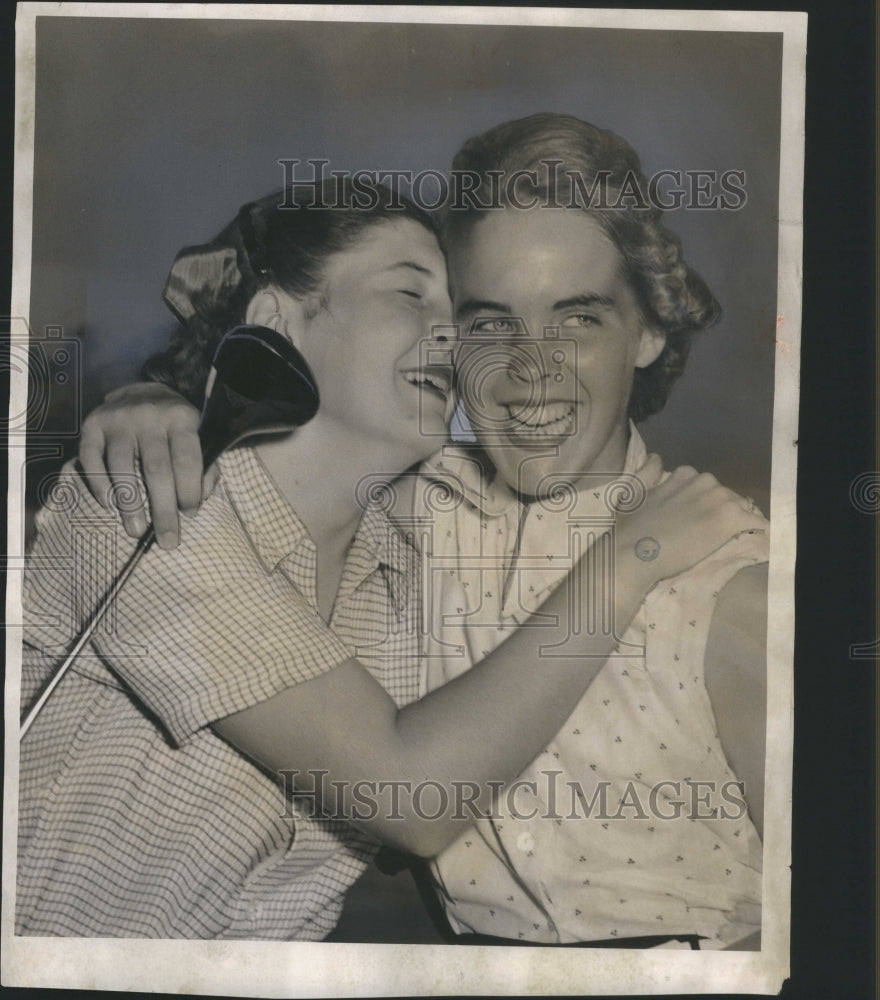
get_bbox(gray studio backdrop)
[27,15,782,512]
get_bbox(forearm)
[215,465,762,855]
[217,531,657,857]
[398,533,655,824]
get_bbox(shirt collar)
[217,446,315,573]
[420,421,649,518]
[419,446,519,517]
[218,447,416,617]
[338,502,418,613]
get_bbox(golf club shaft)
[21,412,218,741]
[21,404,244,740]
[19,324,320,741]
[19,527,157,739]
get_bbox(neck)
[571,429,631,495]
[254,424,391,622]
[253,417,421,558]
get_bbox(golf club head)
[198,325,319,467]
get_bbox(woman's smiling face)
[449,208,665,498]
[285,217,456,468]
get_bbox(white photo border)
[4,4,805,995]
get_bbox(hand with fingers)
[612,459,768,594]
[79,382,213,549]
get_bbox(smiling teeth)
[506,402,576,435]
[402,370,450,395]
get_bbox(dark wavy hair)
[144,178,436,405]
[441,114,721,422]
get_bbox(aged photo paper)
[4,4,804,995]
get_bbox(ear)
[634,325,666,369]
[245,288,283,329]
[244,288,309,348]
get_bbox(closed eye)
[398,289,423,300]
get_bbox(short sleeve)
[23,462,355,746]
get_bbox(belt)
[453,932,704,949]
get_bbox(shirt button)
[516,832,535,853]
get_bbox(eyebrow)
[456,298,511,316]
[553,294,615,311]
[457,293,616,316]
[383,261,435,277]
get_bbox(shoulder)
[33,458,117,523]
[29,460,137,570]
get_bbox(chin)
[494,441,615,502]
[491,451,561,500]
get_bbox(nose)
[454,342,549,412]
[501,339,563,388]
[505,353,540,384]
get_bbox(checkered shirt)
[16,446,421,939]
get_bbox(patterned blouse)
[415,427,767,947]
[17,446,421,939]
